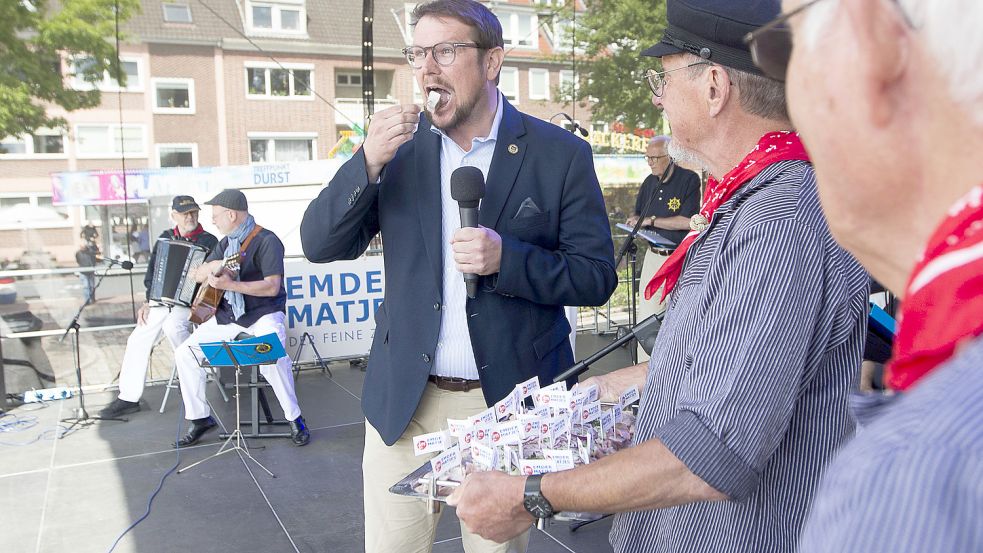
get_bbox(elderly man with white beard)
[752,0,983,550]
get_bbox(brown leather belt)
[428,375,482,392]
[649,245,675,256]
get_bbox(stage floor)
[1,332,634,553]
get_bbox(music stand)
[177,333,286,478]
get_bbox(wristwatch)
[523,474,555,519]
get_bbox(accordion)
[148,239,208,308]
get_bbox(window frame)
[244,62,315,100]
[246,132,318,164]
[528,68,550,101]
[0,129,68,159]
[73,124,148,159]
[499,11,539,50]
[162,3,193,23]
[245,0,307,36]
[70,55,144,93]
[499,66,520,103]
[152,78,196,114]
[155,143,199,168]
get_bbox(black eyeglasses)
[642,62,710,97]
[401,42,485,69]
[745,0,914,81]
[645,155,669,161]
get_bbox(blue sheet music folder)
[199,333,287,367]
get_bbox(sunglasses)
[745,0,914,82]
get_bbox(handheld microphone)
[450,166,486,299]
[558,113,589,137]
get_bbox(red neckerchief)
[885,185,983,391]
[645,131,810,302]
[174,224,205,241]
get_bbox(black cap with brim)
[171,195,200,213]
[642,0,780,77]
[204,189,248,211]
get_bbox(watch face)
[523,495,553,519]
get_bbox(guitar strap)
[238,225,263,256]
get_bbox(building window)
[336,72,362,86]
[499,12,537,49]
[558,69,579,101]
[529,68,550,100]
[70,56,143,92]
[246,0,306,34]
[75,124,146,158]
[499,67,519,103]
[0,130,67,158]
[157,144,197,168]
[248,134,316,163]
[162,3,192,23]
[152,78,195,114]
[246,64,313,99]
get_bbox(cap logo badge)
[699,47,711,59]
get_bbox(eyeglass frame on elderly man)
[401,42,487,69]
[744,0,915,82]
[642,62,711,97]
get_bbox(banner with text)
[284,257,385,362]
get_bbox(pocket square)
[513,197,542,219]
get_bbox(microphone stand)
[554,313,664,384]
[612,162,674,361]
[60,261,129,435]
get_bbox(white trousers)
[118,304,193,403]
[637,249,670,362]
[363,383,530,553]
[174,312,301,421]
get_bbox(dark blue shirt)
[207,228,287,328]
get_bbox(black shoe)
[99,398,140,418]
[289,415,310,446]
[174,416,217,448]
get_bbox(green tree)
[549,0,667,131]
[0,0,140,139]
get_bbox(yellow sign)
[588,131,649,153]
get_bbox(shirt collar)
[429,91,504,146]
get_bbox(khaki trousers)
[636,249,670,362]
[363,382,531,553]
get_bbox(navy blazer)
[301,99,617,445]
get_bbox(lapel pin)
[508,144,519,155]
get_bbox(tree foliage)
[0,0,140,138]
[551,0,667,131]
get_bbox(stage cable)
[104,403,184,553]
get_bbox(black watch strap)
[523,474,555,519]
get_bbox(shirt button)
[433,302,441,311]
[422,353,431,363]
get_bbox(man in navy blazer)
[301,1,615,551]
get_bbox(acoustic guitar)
[189,254,241,325]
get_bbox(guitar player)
[172,189,310,447]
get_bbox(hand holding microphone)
[450,166,501,299]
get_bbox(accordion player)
[98,196,219,419]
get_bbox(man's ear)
[706,65,732,118]
[845,0,910,127]
[485,46,505,82]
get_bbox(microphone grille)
[450,166,486,204]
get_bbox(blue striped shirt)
[799,334,983,552]
[609,161,870,553]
